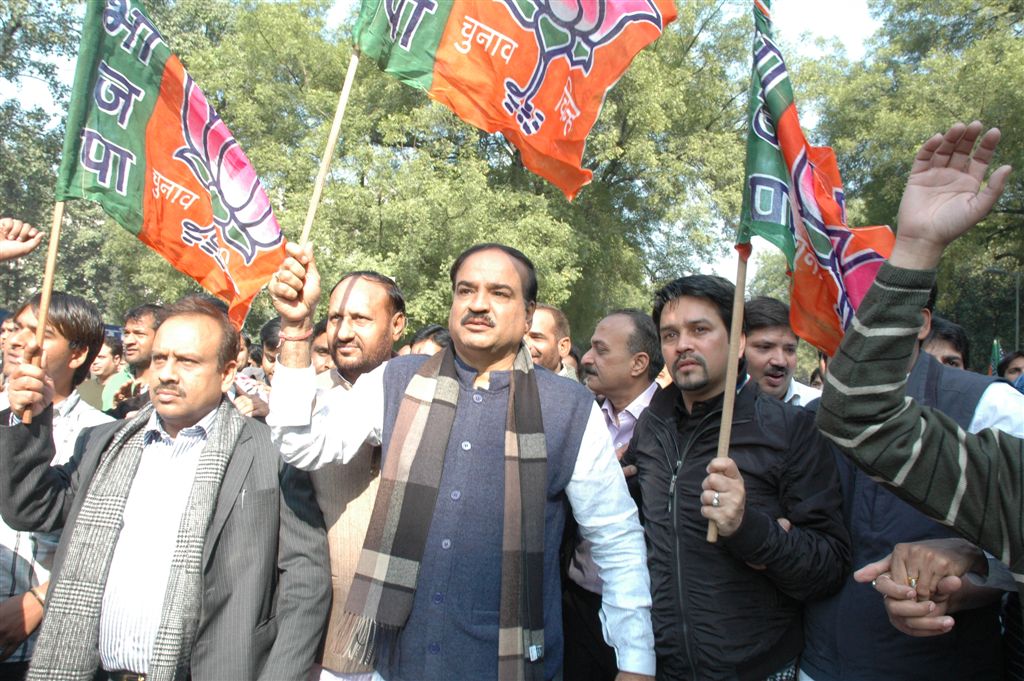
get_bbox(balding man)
[567,309,663,681]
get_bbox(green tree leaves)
[2,0,748,344]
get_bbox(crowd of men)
[0,122,1022,681]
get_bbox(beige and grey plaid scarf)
[340,342,547,680]
[29,398,242,681]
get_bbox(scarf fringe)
[336,613,400,668]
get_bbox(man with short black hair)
[0,292,112,678]
[268,242,654,681]
[627,275,849,681]
[311,318,332,377]
[75,337,119,412]
[409,323,451,356]
[526,304,578,380]
[1,296,329,679]
[743,296,820,406]
[110,304,167,418]
[1000,350,1024,383]
[259,316,282,386]
[922,315,970,369]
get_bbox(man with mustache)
[565,308,663,681]
[298,270,407,681]
[624,275,850,681]
[0,296,329,679]
[267,243,653,681]
[743,297,820,406]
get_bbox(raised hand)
[7,337,54,418]
[893,122,1012,269]
[268,241,320,328]
[0,218,42,262]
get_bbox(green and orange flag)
[989,339,1002,376]
[354,0,677,200]
[738,0,895,356]
[56,0,285,328]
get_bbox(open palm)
[897,122,1011,247]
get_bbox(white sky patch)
[773,0,878,60]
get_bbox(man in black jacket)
[626,274,850,681]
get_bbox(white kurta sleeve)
[565,402,655,675]
[267,363,385,470]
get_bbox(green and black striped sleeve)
[817,262,1024,578]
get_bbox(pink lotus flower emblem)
[174,74,282,268]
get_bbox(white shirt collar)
[784,379,822,407]
[601,381,658,425]
[144,404,220,443]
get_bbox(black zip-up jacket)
[625,378,850,681]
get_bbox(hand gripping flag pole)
[706,247,748,543]
[21,202,66,425]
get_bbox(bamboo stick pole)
[298,52,360,246]
[707,252,748,543]
[22,201,65,425]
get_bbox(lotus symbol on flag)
[174,74,282,269]
[500,0,663,136]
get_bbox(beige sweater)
[311,370,381,674]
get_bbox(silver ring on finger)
[712,491,720,508]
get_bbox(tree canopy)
[2,0,1020,363]
[2,0,752,343]
[754,0,1024,367]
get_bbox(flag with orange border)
[355,0,677,200]
[55,0,285,328]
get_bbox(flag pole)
[22,201,66,425]
[707,249,748,543]
[298,52,360,246]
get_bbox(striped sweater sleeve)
[816,262,1024,575]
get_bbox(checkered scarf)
[339,343,547,680]
[28,399,242,681]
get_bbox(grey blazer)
[0,402,331,680]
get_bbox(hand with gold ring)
[854,558,957,637]
[887,538,986,601]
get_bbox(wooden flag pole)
[22,201,66,425]
[298,52,360,246]
[706,251,748,543]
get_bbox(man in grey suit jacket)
[0,296,330,680]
